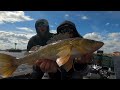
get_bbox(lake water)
[0,51,33,78]
[0,51,26,58]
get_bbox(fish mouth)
[98,42,104,48]
[93,41,104,52]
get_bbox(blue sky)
[0,11,120,53]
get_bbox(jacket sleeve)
[27,37,36,51]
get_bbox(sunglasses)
[59,27,74,33]
[38,22,48,27]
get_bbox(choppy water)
[0,51,33,78]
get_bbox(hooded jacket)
[28,20,88,79]
[57,20,83,38]
[35,19,50,37]
[27,19,54,51]
[56,20,88,78]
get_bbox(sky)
[0,11,120,53]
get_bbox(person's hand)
[35,59,58,73]
[75,53,93,64]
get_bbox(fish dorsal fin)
[47,33,70,44]
[24,45,41,55]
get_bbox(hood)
[57,20,83,38]
[35,19,50,36]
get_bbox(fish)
[0,37,104,78]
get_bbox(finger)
[46,61,54,72]
[44,61,50,72]
[35,60,43,65]
[40,62,47,72]
[36,59,49,65]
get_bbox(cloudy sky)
[0,11,120,53]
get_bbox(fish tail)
[0,53,19,78]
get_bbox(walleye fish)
[0,37,104,78]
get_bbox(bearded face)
[35,19,50,38]
[37,26,48,37]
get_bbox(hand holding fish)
[35,59,58,73]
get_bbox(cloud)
[115,24,119,27]
[0,30,57,50]
[108,32,120,38]
[105,23,110,26]
[76,14,89,20]
[64,14,70,19]
[91,26,109,37]
[55,22,58,25]
[65,14,69,17]
[108,32,120,41]
[81,16,88,20]
[0,11,33,24]
[0,29,119,53]
[102,40,120,53]
[50,30,57,34]
[83,32,102,41]
[0,31,35,50]
[16,27,34,32]
[105,23,119,27]
[83,32,120,53]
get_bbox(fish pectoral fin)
[56,45,72,66]
[62,58,73,72]
[56,54,71,67]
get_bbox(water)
[0,51,33,78]
[0,51,26,58]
